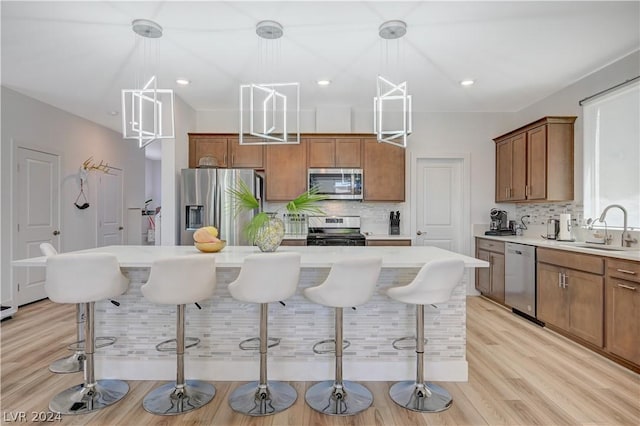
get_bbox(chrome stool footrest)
[239,337,280,351]
[155,337,200,352]
[67,336,117,351]
[312,339,351,354]
[392,336,427,351]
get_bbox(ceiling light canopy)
[131,19,163,38]
[378,20,407,40]
[256,20,283,40]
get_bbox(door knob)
[118,226,124,230]
[52,230,60,236]
[416,230,424,235]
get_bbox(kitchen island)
[13,245,487,382]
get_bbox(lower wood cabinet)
[605,259,640,365]
[281,239,306,246]
[537,261,604,347]
[475,238,505,304]
[366,239,411,246]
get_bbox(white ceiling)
[2,1,639,140]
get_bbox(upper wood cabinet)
[494,116,576,203]
[189,133,405,202]
[188,134,264,169]
[265,140,308,201]
[307,138,361,168]
[363,137,405,201]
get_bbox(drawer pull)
[616,269,637,275]
[617,283,637,291]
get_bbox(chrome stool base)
[305,380,373,416]
[49,380,129,415]
[143,381,215,416]
[389,381,452,413]
[49,351,84,374]
[229,381,297,416]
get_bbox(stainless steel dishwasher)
[505,243,540,323]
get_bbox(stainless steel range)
[306,216,366,246]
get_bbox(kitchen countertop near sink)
[475,233,640,261]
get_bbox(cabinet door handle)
[231,153,235,165]
[558,272,563,288]
[617,283,637,291]
[616,268,637,275]
[525,185,529,196]
[563,273,568,288]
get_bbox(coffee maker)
[485,209,515,235]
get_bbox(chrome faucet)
[598,204,638,247]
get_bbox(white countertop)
[13,245,488,269]
[475,233,640,262]
[365,234,412,240]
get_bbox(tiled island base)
[95,267,468,382]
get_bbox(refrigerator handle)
[255,174,264,212]
[214,174,222,232]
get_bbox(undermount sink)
[559,243,639,252]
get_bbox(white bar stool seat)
[303,257,382,416]
[45,253,129,415]
[386,258,464,413]
[227,252,301,416]
[140,255,217,416]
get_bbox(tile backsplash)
[264,200,406,235]
[515,202,584,226]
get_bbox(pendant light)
[373,20,412,148]
[239,20,300,145]
[121,19,175,149]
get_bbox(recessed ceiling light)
[109,110,119,116]
[176,78,191,86]
[317,80,331,86]
[460,79,475,86]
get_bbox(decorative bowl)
[195,240,226,253]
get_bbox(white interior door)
[97,172,123,246]
[15,147,60,305]
[415,157,464,252]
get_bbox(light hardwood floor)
[1,296,638,425]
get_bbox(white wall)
[145,159,162,211]
[1,87,145,308]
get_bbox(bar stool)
[39,243,118,374]
[227,252,301,416]
[386,258,464,413]
[45,253,129,415]
[140,255,217,415]
[303,257,382,416]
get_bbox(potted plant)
[228,180,327,251]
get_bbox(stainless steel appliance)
[308,168,363,200]
[485,209,515,236]
[180,168,263,245]
[306,216,366,246]
[505,243,541,324]
[546,217,560,240]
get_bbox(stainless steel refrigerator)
[180,168,263,245]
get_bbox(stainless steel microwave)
[308,168,363,200]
